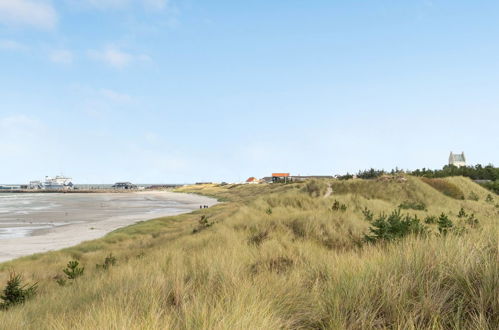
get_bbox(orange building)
[246,177,259,184]
[271,173,290,183]
[271,173,290,178]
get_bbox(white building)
[449,152,466,168]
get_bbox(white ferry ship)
[29,176,74,190]
[43,176,74,190]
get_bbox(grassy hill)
[0,176,497,329]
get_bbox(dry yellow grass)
[0,176,497,329]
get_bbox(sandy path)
[0,191,217,263]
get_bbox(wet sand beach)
[0,191,217,262]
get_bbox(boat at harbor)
[26,176,74,190]
[42,176,74,190]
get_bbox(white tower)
[449,152,466,168]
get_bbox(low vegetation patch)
[302,179,328,197]
[398,200,427,211]
[482,180,499,194]
[331,200,347,211]
[247,229,269,246]
[192,215,213,233]
[0,273,37,310]
[468,191,480,201]
[421,177,465,199]
[437,213,453,235]
[55,260,85,286]
[364,209,426,243]
[96,254,117,270]
[250,256,294,275]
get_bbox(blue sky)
[1,0,498,183]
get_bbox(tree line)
[336,164,499,194]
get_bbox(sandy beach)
[0,191,217,263]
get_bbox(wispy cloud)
[0,0,57,29]
[49,49,74,64]
[0,39,28,51]
[87,47,132,68]
[143,0,169,11]
[79,0,131,10]
[87,46,151,68]
[74,0,170,11]
[99,88,134,104]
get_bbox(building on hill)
[449,152,466,168]
[245,177,260,184]
[271,173,290,183]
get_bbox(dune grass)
[0,176,497,329]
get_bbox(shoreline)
[0,188,182,194]
[0,191,217,263]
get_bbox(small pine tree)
[437,213,453,235]
[457,208,467,218]
[424,216,437,224]
[63,260,84,280]
[0,273,38,310]
[485,194,494,203]
[465,213,480,228]
[96,254,117,270]
[362,207,374,221]
[365,209,426,243]
[192,215,212,233]
[332,200,347,212]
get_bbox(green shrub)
[481,180,499,194]
[398,200,427,211]
[63,260,85,280]
[96,254,117,270]
[424,215,437,224]
[337,173,353,180]
[192,215,213,233]
[357,168,386,179]
[458,208,467,218]
[0,273,37,310]
[332,200,347,212]
[362,207,374,221]
[485,194,494,203]
[465,213,479,228]
[364,209,426,243]
[54,276,66,287]
[437,214,453,235]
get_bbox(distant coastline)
[0,184,185,194]
[0,191,218,262]
[0,188,176,194]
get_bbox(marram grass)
[0,176,497,329]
